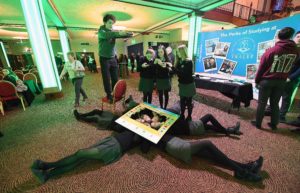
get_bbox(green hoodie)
[98,25,132,58]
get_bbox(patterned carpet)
[0,71,300,193]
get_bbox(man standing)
[279,31,300,122]
[98,14,133,102]
[252,27,299,130]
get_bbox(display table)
[194,74,253,112]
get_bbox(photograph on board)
[257,40,274,62]
[218,59,237,75]
[202,56,217,72]
[214,42,231,59]
[205,38,219,55]
[246,64,258,80]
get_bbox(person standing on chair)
[98,14,133,102]
[174,45,196,121]
[60,52,88,108]
[155,46,172,109]
[252,27,299,130]
[138,49,155,104]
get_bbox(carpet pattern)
[0,72,300,193]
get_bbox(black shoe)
[289,128,300,133]
[125,95,133,104]
[31,168,48,184]
[286,120,300,127]
[234,170,262,182]
[73,110,80,120]
[227,122,242,135]
[251,120,261,129]
[267,122,277,130]
[186,116,192,122]
[0,132,3,138]
[245,156,264,174]
[107,95,113,104]
[179,114,185,120]
[279,117,286,123]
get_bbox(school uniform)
[138,57,155,92]
[156,59,171,91]
[176,60,196,97]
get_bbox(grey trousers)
[280,80,299,118]
[256,79,285,126]
[100,57,119,98]
[72,78,87,104]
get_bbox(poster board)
[195,14,300,100]
[115,103,180,144]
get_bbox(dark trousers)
[72,78,87,104]
[256,79,285,126]
[280,80,299,118]
[100,57,119,98]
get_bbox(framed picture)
[115,103,180,144]
[218,59,237,75]
[205,38,219,55]
[246,64,258,80]
[214,42,231,59]
[257,40,274,62]
[202,56,217,72]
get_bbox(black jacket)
[175,60,194,84]
[138,57,155,79]
[155,58,171,79]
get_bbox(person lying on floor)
[73,96,242,136]
[31,97,262,183]
[30,123,262,184]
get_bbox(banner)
[195,14,300,78]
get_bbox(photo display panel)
[115,103,180,144]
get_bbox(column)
[188,12,203,59]
[20,0,61,93]
[57,27,71,63]
[0,41,11,68]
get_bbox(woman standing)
[174,45,196,121]
[138,49,155,104]
[154,46,172,109]
[60,52,88,108]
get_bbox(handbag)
[74,61,85,78]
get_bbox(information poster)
[195,14,300,99]
[195,14,300,77]
[115,103,180,144]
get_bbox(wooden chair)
[29,69,37,73]
[101,80,127,113]
[15,72,24,80]
[0,80,26,115]
[23,73,37,84]
[14,70,23,74]
[31,70,41,84]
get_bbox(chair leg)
[111,103,114,113]
[20,97,26,111]
[0,101,4,116]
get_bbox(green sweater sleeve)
[98,28,122,39]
